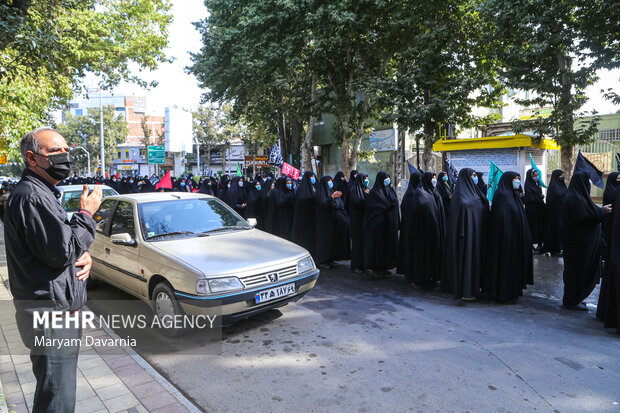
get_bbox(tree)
[0,0,172,158]
[480,0,617,176]
[379,0,503,171]
[140,115,151,148]
[56,106,128,176]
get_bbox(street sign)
[148,145,165,164]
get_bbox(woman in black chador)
[483,172,533,302]
[268,177,295,240]
[245,178,264,226]
[333,171,349,206]
[348,173,369,272]
[362,171,399,277]
[397,170,422,275]
[221,176,246,216]
[441,168,489,300]
[561,171,610,310]
[198,177,216,196]
[476,172,488,197]
[404,172,446,288]
[259,173,274,232]
[597,182,620,333]
[542,170,567,255]
[314,176,351,267]
[436,172,453,215]
[602,172,620,255]
[524,168,545,252]
[291,171,318,258]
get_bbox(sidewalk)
[0,237,202,413]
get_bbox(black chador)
[268,177,295,240]
[362,171,399,274]
[483,172,533,302]
[597,182,620,333]
[221,176,246,216]
[198,177,216,196]
[348,173,368,271]
[436,172,452,215]
[245,179,264,226]
[441,168,489,300]
[524,169,545,248]
[560,172,604,309]
[333,171,349,207]
[314,176,351,265]
[397,171,422,275]
[291,171,318,258]
[259,174,274,231]
[542,170,567,254]
[602,172,620,255]
[404,172,446,287]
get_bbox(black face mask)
[37,152,72,181]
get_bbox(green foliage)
[56,106,128,175]
[480,0,616,150]
[0,0,172,157]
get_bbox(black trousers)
[16,310,82,413]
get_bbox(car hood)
[147,229,309,277]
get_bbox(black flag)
[574,151,604,188]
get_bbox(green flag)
[236,162,243,177]
[529,153,547,188]
[487,161,503,203]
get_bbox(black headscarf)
[436,171,452,214]
[333,171,348,204]
[267,177,295,239]
[597,181,620,332]
[221,176,246,215]
[348,173,368,271]
[524,169,544,205]
[198,177,216,195]
[397,172,422,274]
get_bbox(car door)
[101,201,145,295]
[90,199,118,278]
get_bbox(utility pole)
[99,89,105,177]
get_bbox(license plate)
[255,283,296,304]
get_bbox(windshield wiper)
[201,226,251,234]
[146,231,201,240]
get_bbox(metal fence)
[547,139,620,201]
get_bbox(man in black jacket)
[4,127,102,413]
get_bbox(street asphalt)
[85,255,619,413]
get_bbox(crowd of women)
[58,166,620,334]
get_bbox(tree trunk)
[291,120,303,165]
[301,75,317,172]
[557,50,576,178]
[340,118,351,177]
[561,145,574,181]
[422,87,434,171]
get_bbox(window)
[117,150,121,160]
[598,129,620,141]
[139,149,146,159]
[75,109,83,116]
[92,199,117,234]
[110,201,135,238]
[125,149,130,159]
[62,188,118,213]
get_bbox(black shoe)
[564,302,588,311]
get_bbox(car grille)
[239,265,298,288]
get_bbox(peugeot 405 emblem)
[268,273,279,283]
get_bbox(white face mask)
[431,179,437,187]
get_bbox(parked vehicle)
[89,192,319,335]
[58,184,119,219]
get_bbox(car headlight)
[297,256,315,274]
[196,279,209,294]
[208,277,244,293]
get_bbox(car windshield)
[138,198,250,241]
[62,188,118,212]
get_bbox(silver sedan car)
[89,192,319,331]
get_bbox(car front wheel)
[151,282,187,337]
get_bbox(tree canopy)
[0,0,172,158]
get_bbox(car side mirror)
[247,218,257,228]
[111,233,137,247]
